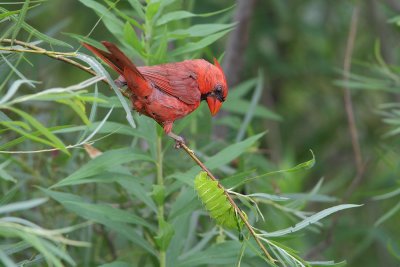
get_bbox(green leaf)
[53,121,150,140]
[223,150,315,188]
[0,7,72,48]
[155,219,174,251]
[104,0,142,29]
[374,202,400,227]
[171,133,265,184]
[261,204,362,237]
[0,249,17,267]
[168,23,236,38]
[168,188,198,220]
[56,99,90,125]
[0,125,71,151]
[0,198,47,214]
[151,27,168,64]
[145,1,161,21]
[222,99,282,120]
[177,241,242,266]
[171,30,231,56]
[118,179,158,213]
[5,107,68,154]
[51,148,153,188]
[0,121,59,151]
[11,0,30,41]
[127,0,145,19]
[99,262,131,267]
[156,5,235,26]
[40,188,157,256]
[123,21,144,55]
[62,201,155,230]
[79,0,124,38]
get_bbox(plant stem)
[156,135,166,267]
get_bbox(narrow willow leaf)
[0,79,38,105]
[168,23,236,38]
[227,78,257,99]
[79,106,113,144]
[104,0,142,29]
[0,55,37,88]
[40,188,157,256]
[171,30,231,56]
[222,99,282,120]
[78,0,124,35]
[0,125,71,151]
[0,198,47,214]
[176,241,242,267]
[236,69,264,142]
[374,202,400,227]
[11,0,30,41]
[51,148,153,188]
[62,201,155,230]
[307,260,347,266]
[56,99,90,125]
[372,187,400,201]
[145,1,161,21]
[6,107,68,154]
[0,249,17,267]
[247,193,290,202]
[2,241,31,256]
[0,7,71,47]
[0,121,58,149]
[118,179,158,214]
[0,160,17,183]
[123,21,144,55]
[171,133,265,185]
[127,0,145,19]
[156,5,235,26]
[0,10,21,20]
[53,121,150,141]
[261,204,361,237]
[98,262,131,267]
[151,27,168,64]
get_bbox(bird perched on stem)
[83,41,228,145]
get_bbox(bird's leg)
[167,132,185,148]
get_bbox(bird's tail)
[82,41,151,97]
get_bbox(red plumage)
[82,41,228,139]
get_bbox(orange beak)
[206,96,222,116]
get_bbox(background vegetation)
[0,0,399,266]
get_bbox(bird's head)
[201,58,228,116]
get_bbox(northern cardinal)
[82,41,228,143]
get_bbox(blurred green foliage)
[0,0,399,266]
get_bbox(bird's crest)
[213,57,223,73]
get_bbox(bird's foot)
[168,132,186,149]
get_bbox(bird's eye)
[215,85,222,92]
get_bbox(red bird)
[82,41,228,143]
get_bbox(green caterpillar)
[194,171,246,231]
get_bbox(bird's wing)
[139,64,200,105]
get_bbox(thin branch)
[0,39,131,98]
[308,6,364,259]
[179,143,275,262]
[342,6,363,176]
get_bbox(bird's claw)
[174,136,185,149]
[168,132,186,149]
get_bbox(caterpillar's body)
[194,172,245,230]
